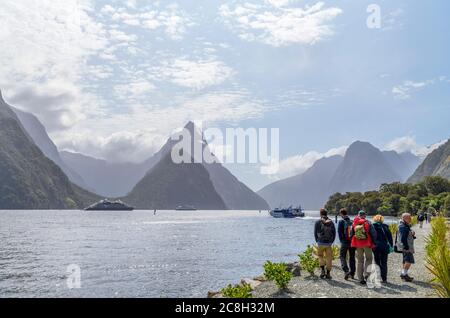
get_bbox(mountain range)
[5,98,268,210]
[2,88,448,211]
[0,90,98,209]
[258,141,423,210]
[408,138,450,183]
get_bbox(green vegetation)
[325,177,450,216]
[0,101,99,209]
[263,261,292,290]
[221,283,253,298]
[312,244,340,261]
[299,245,320,276]
[425,217,450,298]
[389,223,399,237]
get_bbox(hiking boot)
[326,271,332,280]
[320,266,326,279]
[401,274,414,282]
[344,272,351,281]
[360,280,367,285]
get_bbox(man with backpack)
[418,212,425,228]
[351,210,377,285]
[314,209,336,279]
[337,208,356,280]
[396,213,416,282]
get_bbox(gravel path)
[251,222,437,298]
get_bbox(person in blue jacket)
[372,215,393,283]
[337,208,356,280]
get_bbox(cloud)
[157,58,234,90]
[0,0,110,131]
[58,130,165,164]
[260,145,348,179]
[384,136,447,157]
[114,80,156,100]
[392,80,433,100]
[219,1,342,47]
[100,3,193,40]
[392,77,449,100]
[54,89,269,162]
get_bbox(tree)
[423,176,450,195]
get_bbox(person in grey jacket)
[397,213,416,282]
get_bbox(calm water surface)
[0,210,394,298]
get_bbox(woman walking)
[372,215,393,283]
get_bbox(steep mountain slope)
[63,121,268,209]
[329,141,402,193]
[258,155,343,210]
[177,122,269,210]
[125,152,227,210]
[382,150,422,182]
[12,107,88,190]
[0,90,98,209]
[60,151,156,197]
[408,138,450,183]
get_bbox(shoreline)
[210,222,437,298]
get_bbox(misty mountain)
[124,122,269,210]
[12,107,89,190]
[0,90,98,209]
[408,138,450,183]
[258,155,343,210]
[258,141,422,210]
[125,152,227,210]
[382,150,422,182]
[328,141,402,193]
[60,151,157,198]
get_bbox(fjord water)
[0,210,321,298]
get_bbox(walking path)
[208,222,437,298]
[251,222,436,298]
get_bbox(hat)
[358,210,366,217]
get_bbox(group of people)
[418,211,433,228]
[314,208,417,284]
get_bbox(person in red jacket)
[351,210,377,285]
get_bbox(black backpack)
[318,221,335,242]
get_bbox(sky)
[0,0,449,191]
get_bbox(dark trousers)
[340,245,356,275]
[373,250,389,281]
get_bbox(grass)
[312,244,340,261]
[299,245,319,276]
[221,283,253,298]
[411,215,418,227]
[389,223,399,237]
[425,217,450,298]
[263,261,293,290]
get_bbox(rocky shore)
[209,222,437,298]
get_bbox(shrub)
[425,217,450,298]
[263,261,292,290]
[221,283,253,298]
[425,217,448,256]
[299,245,319,276]
[411,215,418,227]
[332,245,340,260]
[312,244,340,261]
[389,223,399,237]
